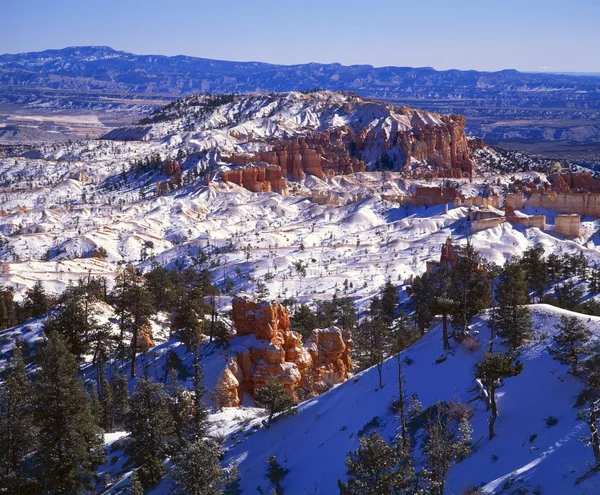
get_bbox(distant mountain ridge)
[1,45,598,100]
[4,46,600,149]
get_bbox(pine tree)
[520,243,548,301]
[474,352,523,439]
[32,331,106,494]
[109,368,130,430]
[265,454,289,495]
[290,304,317,339]
[166,369,193,445]
[495,261,532,353]
[422,405,471,495]
[0,347,37,492]
[449,245,491,339]
[191,356,210,439]
[223,462,243,495]
[380,279,399,325]
[172,439,224,495]
[128,470,144,495]
[549,315,592,375]
[338,432,415,495]
[23,280,49,319]
[127,378,170,487]
[112,269,155,377]
[44,288,90,360]
[255,378,295,425]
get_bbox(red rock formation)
[221,164,287,193]
[215,297,352,407]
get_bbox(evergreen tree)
[166,369,193,446]
[520,243,548,301]
[128,470,144,495]
[380,279,399,325]
[223,463,243,495]
[23,281,49,319]
[255,378,295,425]
[0,347,36,493]
[191,357,210,439]
[109,368,130,430]
[172,439,224,495]
[549,315,592,376]
[173,288,207,350]
[44,288,90,360]
[449,245,491,339]
[265,454,289,495]
[422,405,471,495]
[474,352,523,439]
[338,432,415,495]
[32,331,105,494]
[290,304,318,340]
[335,297,358,333]
[408,273,436,335]
[127,378,170,487]
[112,269,155,377]
[495,261,532,353]
[354,309,388,386]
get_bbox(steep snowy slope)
[223,305,600,494]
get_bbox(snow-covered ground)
[222,305,600,495]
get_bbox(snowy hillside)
[223,305,600,495]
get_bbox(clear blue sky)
[2,0,599,72]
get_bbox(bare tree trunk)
[442,312,449,352]
[377,361,383,389]
[489,384,497,440]
[397,355,409,451]
[590,399,600,463]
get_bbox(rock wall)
[408,186,459,207]
[471,215,546,234]
[555,214,580,237]
[519,191,600,217]
[215,297,352,407]
[471,218,505,233]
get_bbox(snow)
[223,305,600,494]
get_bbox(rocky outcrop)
[215,297,352,407]
[223,107,473,192]
[221,164,287,193]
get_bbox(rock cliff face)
[224,109,472,189]
[215,297,352,407]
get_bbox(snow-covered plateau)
[2,90,600,494]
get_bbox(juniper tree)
[549,315,592,376]
[495,261,532,353]
[0,347,36,492]
[127,378,171,487]
[255,378,295,425]
[338,432,415,495]
[32,331,106,494]
[474,352,523,439]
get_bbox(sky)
[2,0,600,72]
